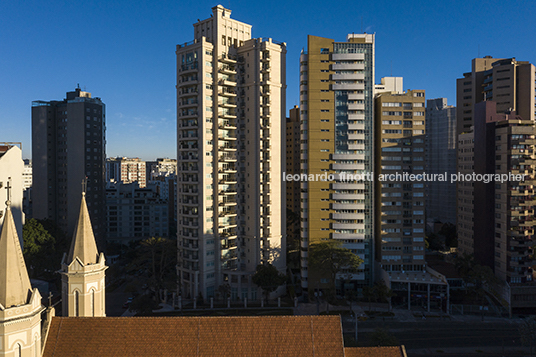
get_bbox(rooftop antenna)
[361,17,363,33]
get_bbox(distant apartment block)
[176,6,286,300]
[426,98,456,225]
[106,157,146,188]
[457,101,536,313]
[106,182,169,244]
[299,33,375,294]
[22,159,32,219]
[456,57,535,136]
[147,158,177,181]
[0,143,25,241]
[32,88,106,243]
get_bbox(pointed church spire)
[67,191,99,265]
[0,190,32,308]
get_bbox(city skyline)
[2,0,535,160]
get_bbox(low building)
[106,182,169,244]
[106,157,147,188]
[147,158,177,181]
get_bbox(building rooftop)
[43,315,346,357]
[344,346,406,357]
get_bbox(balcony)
[219,65,236,75]
[220,53,237,63]
[219,89,237,97]
[218,100,237,108]
[218,79,236,87]
[219,153,237,162]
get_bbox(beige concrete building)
[176,6,286,300]
[60,192,107,317]
[0,143,25,241]
[456,101,536,313]
[374,85,427,273]
[32,88,106,244]
[0,200,44,357]
[373,85,449,311]
[299,34,375,295]
[456,57,535,136]
[106,157,146,188]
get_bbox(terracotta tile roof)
[43,315,345,357]
[344,346,406,357]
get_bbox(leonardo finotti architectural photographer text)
[282,171,526,184]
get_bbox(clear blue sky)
[1,0,534,160]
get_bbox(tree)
[374,282,394,312]
[22,218,68,280]
[252,263,286,301]
[286,208,301,269]
[455,253,475,279]
[308,241,363,296]
[439,223,457,248]
[129,294,160,315]
[368,328,399,347]
[139,237,176,291]
[216,283,231,301]
[425,232,443,251]
[362,286,377,312]
[519,317,536,356]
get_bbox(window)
[75,291,80,317]
[91,290,95,317]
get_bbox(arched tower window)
[15,343,22,357]
[91,289,95,317]
[75,291,80,317]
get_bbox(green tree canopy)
[308,240,363,294]
[368,328,399,347]
[22,218,68,279]
[252,263,286,299]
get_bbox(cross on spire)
[5,177,11,207]
[82,177,88,196]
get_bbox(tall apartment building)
[286,106,301,252]
[456,57,535,136]
[457,131,475,256]
[176,6,286,300]
[0,143,25,241]
[299,34,375,294]
[374,85,449,310]
[374,87,427,273]
[106,157,146,188]
[426,98,457,225]
[457,101,536,313]
[32,88,106,244]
